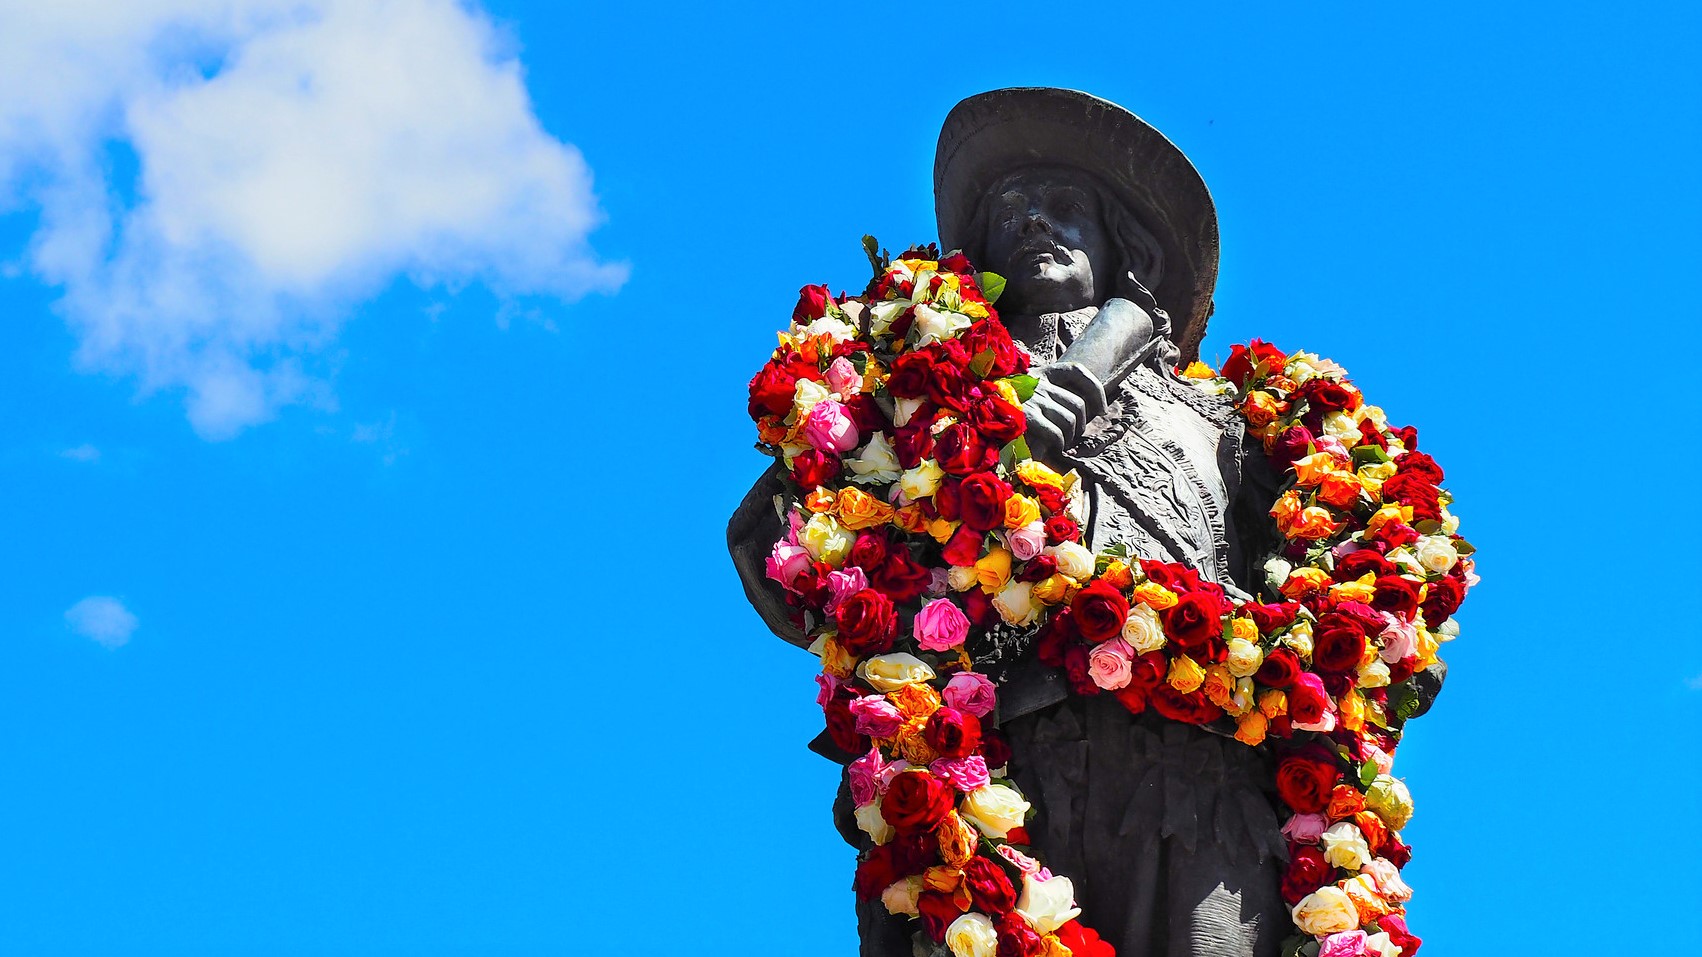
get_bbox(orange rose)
[1235,710,1269,746]
[1316,472,1363,509]
[1281,567,1331,600]
[935,812,978,867]
[1003,493,1041,529]
[892,504,931,534]
[837,487,895,530]
[1327,785,1366,821]
[1243,390,1281,427]
[923,864,964,893]
[805,487,838,513]
[889,683,942,720]
[1291,452,1338,488]
[1102,560,1135,591]
[1353,810,1389,853]
[1342,873,1392,923]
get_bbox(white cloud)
[1,0,626,438]
[61,443,102,462]
[65,595,139,648]
[1688,673,1702,691]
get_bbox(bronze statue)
[729,88,1355,956]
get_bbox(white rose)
[1283,619,1315,660]
[1440,506,1460,535]
[944,913,998,957]
[881,876,923,917]
[869,300,909,336]
[1226,637,1264,678]
[1364,932,1401,957]
[1290,885,1360,936]
[898,460,944,501]
[1321,821,1373,870]
[892,396,924,428]
[1355,403,1389,430]
[913,302,970,345]
[857,653,936,694]
[1357,658,1391,688]
[1048,540,1095,580]
[855,800,894,845]
[994,580,1041,626]
[791,377,832,417]
[1264,556,1294,593]
[1122,603,1167,654]
[948,566,979,592]
[799,314,857,342]
[960,783,1030,839]
[1015,873,1081,934]
[1321,410,1360,442]
[1415,535,1459,574]
[847,432,902,485]
[801,513,855,565]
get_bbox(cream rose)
[881,876,923,917]
[993,580,1041,626]
[847,432,902,485]
[1321,821,1373,870]
[791,377,832,417]
[801,513,855,565]
[1291,885,1360,936]
[1365,776,1414,830]
[1226,636,1265,678]
[1122,602,1167,654]
[858,654,936,694]
[1015,873,1081,934]
[913,302,971,345]
[899,459,945,501]
[948,566,979,593]
[960,783,1030,839]
[1048,540,1095,580]
[1415,535,1459,574]
[944,913,999,957]
[855,799,894,845]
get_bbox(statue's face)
[982,166,1112,315]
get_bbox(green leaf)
[999,436,1031,472]
[1454,538,1477,556]
[978,271,1006,304]
[1007,374,1040,402]
[862,235,884,277]
[969,348,996,379]
[1359,760,1379,788]
[1414,519,1443,535]
[1351,444,1391,465]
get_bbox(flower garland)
[744,242,1473,957]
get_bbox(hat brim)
[934,88,1218,363]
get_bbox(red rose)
[1421,575,1465,624]
[792,283,832,322]
[847,532,889,572]
[891,418,936,468]
[1357,417,1389,450]
[1281,844,1333,905]
[968,395,1026,443]
[1129,650,1167,689]
[1150,685,1221,725]
[1163,590,1227,657]
[887,351,934,399]
[1371,574,1423,618]
[1395,450,1445,485]
[1335,549,1395,581]
[1380,471,1441,516]
[1300,378,1357,412]
[1063,644,1098,695]
[1072,580,1130,643]
[1055,921,1115,957]
[1043,514,1081,543]
[939,252,974,274]
[1220,338,1286,388]
[1274,750,1341,813]
[960,473,1015,531]
[881,770,955,834]
[789,449,840,488]
[1034,483,1068,513]
[747,361,797,420]
[870,548,932,603]
[995,912,1046,957]
[936,423,998,475]
[942,525,985,567]
[917,890,964,943]
[1313,610,1369,674]
[1113,682,1149,715]
[1268,424,1316,469]
[961,856,1017,914]
[927,341,973,413]
[963,319,1025,378]
[922,707,982,760]
[1255,647,1302,688]
[1246,601,1300,634]
[1393,426,1419,451]
[934,478,962,521]
[834,588,897,656]
[1383,834,1413,868]
[824,699,865,756]
[1035,610,1078,666]
[1379,915,1423,956]
[843,394,890,433]
[1288,672,1330,724]
[980,729,1012,769]
[963,588,997,627]
[1017,555,1057,583]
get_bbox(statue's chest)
[1069,372,1234,581]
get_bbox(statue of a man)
[729,88,1290,956]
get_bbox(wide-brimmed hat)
[935,88,1219,362]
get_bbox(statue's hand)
[1023,368,1097,461]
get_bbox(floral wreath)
[744,240,1474,957]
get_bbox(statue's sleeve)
[1222,421,1285,601]
[726,466,810,648]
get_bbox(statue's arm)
[1023,294,1173,459]
[727,466,810,649]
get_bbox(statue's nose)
[1020,210,1054,236]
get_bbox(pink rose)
[1007,522,1047,561]
[914,598,971,652]
[996,844,1044,878]
[816,673,842,708]
[1087,638,1135,691]
[1362,858,1413,902]
[827,356,861,396]
[848,747,891,806]
[850,694,903,737]
[1282,812,1329,845]
[942,671,997,718]
[766,540,811,588]
[928,755,991,792]
[804,399,859,452]
[1378,613,1416,663]
[1319,930,1367,957]
[1316,434,1350,459]
[825,567,869,615]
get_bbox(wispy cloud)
[60,443,102,462]
[64,596,139,648]
[1688,673,1702,691]
[1,0,626,439]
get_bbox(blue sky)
[1,1,1698,953]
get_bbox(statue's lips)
[1012,245,1072,266]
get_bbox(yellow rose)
[1329,575,1377,604]
[1168,655,1207,693]
[856,799,894,845]
[801,513,855,565]
[1203,665,1236,709]
[929,518,961,543]
[1180,360,1216,380]
[1101,559,1135,590]
[837,486,895,530]
[1291,452,1338,488]
[1122,602,1167,653]
[1003,493,1042,529]
[1258,689,1287,718]
[1365,775,1414,829]
[1132,580,1179,610]
[1031,574,1072,605]
[1290,886,1360,936]
[1339,689,1366,732]
[1235,710,1269,746]
[960,783,1031,838]
[975,548,1013,592]
[858,653,936,693]
[899,460,945,501]
[1366,505,1405,535]
[1230,617,1259,641]
[1016,460,1066,490]
[1226,636,1264,677]
[936,812,979,868]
